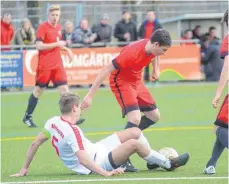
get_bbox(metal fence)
[0,39,200,50]
[1,1,227,29]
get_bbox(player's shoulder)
[37,21,48,30]
[45,116,61,125]
[222,35,228,44]
[128,39,148,49]
[56,24,62,29]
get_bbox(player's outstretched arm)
[81,63,116,109]
[36,40,66,51]
[10,132,48,177]
[76,150,124,176]
[212,55,228,108]
[151,56,160,81]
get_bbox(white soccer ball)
[159,147,179,159]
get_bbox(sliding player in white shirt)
[11,92,189,177]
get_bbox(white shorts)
[94,133,121,171]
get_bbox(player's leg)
[204,95,228,174]
[110,83,141,171]
[23,69,50,128]
[214,95,228,148]
[100,128,170,170]
[110,83,141,128]
[137,81,160,130]
[109,138,189,171]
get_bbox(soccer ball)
[159,147,179,159]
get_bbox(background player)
[12,92,189,177]
[22,5,83,127]
[81,29,171,171]
[204,9,228,174]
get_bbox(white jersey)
[44,116,97,175]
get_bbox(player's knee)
[129,116,141,125]
[58,85,69,95]
[130,127,141,139]
[146,110,161,123]
[128,139,139,150]
[33,86,44,98]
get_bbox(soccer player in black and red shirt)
[204,9,228,174]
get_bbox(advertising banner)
[23,45,201,86]
[0,51,23,88]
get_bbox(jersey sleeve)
[112,45,135,70]
[67,126,85,153]
[41,120,51,139]
[36,24,46,42]
[220,35,228,59]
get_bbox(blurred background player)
[22,5,83,127]
[12,92,190,177]
[81,29,171,171]
[204,9,228,175]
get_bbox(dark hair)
[122,10,130,15]
[184,29,192,34]
[194,25,201,29]
[221,9,228,26]
[59,92,80,114]
[201,35,210,43]
[150,29,171,46]
[209,26,216,32]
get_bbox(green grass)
[1,83,228,184]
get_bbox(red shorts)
[35,67,67,88]
[110,80,157,117]
[215,94,228,128]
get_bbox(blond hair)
[48,4,61,13]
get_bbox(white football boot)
[203,166,216,174]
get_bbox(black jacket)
[114,20,137,41]
[138,19,162,39]
[92,23,112,43]
[201,44,223,81]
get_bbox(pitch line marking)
[2,176,229,184]
[1,126,213,142]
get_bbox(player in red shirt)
[81,29,171,171]
[22,5,80,127]
[204,9,228,174]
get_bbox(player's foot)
[76,118,85,125]
[166,152,190,171]
[203,166,216,174]
[147,163,160,170]
[121,159,138,172]
[147,153,190,171]
[23,114,37,128]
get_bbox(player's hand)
[58,40,67,48]
[151,69,160,81]
[106,168,124,176]
[66,49,74,61]
[212,94,221,108]
[10,168,28,177]
[81,94,92,110]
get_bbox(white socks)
[144,150,171,169]
[138,132,151,150]
[138,132,171,169]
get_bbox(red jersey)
[36,21,62,70]
[0,20,14,50]
[220,34,228,59]
[110,39,155,82]
[144,22,154,39]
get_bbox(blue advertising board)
[0,51,23,88]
